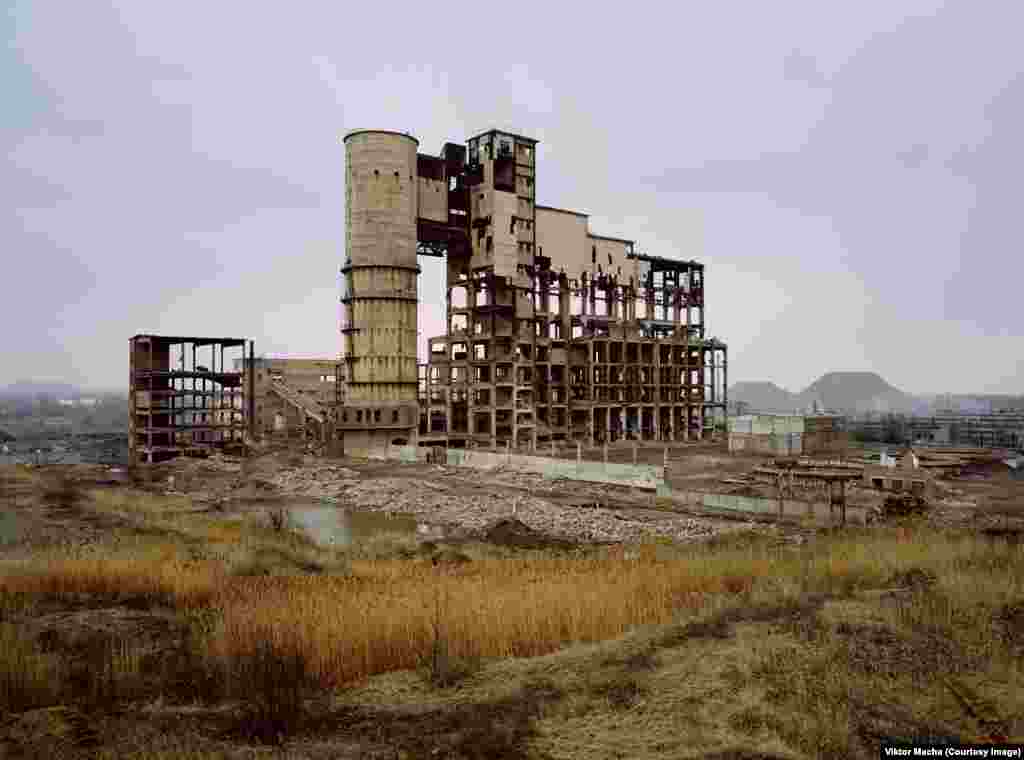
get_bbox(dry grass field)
[0,461,1022,758]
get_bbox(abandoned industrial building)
[129,335,250,465]
[130,127,729,462]
[342,128,728,454]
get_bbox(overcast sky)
[4,0,1022,395]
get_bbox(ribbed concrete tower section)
[341,130,420,447]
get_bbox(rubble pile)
[269,465,360,497]
[267,463,719,543]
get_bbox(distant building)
[727,413,847,457]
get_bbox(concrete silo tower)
[340,130,420,451]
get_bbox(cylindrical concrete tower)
[342,129,420,447]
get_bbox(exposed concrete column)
[722,349,728,417]
[559,277,570,341]
[708,348,717,440]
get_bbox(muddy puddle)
[275,501,444,547]
[0,510,21,545]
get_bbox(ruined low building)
[236,357,343,441]
[862,462,934,496]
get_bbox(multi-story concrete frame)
[339,127,727,452]
[129,335,249,465]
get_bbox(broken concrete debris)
[261,463,719,544]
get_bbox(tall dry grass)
[0,546,224,608]
[2,524,1021,693]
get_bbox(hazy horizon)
[5,1,1022,395]
[4,373,1019,402]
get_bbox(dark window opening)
[494,155,515,192]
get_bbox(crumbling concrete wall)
[440,449,664,490]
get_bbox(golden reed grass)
[2,528,1020,689]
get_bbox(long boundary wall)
[362,444,665,490]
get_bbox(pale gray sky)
[4,0,1022,394]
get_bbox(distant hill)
[0,380,81,399]
[796,372,916,414]
[730,372,918,414]
[728,381,799,413]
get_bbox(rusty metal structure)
[336,128,728,453]
[129,335,249,465]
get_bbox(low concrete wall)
[444,448,665,491]
[671,490,869,525]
